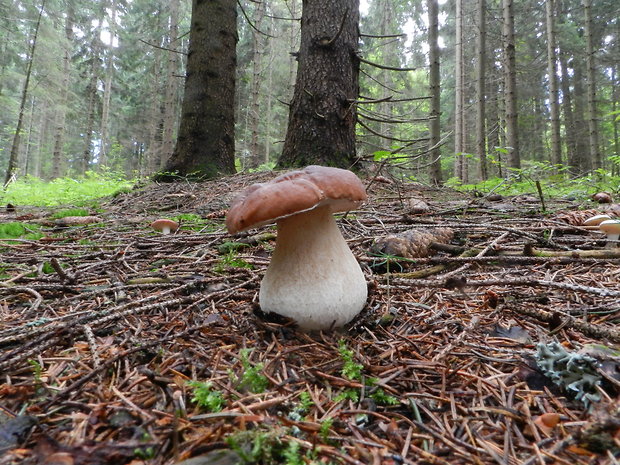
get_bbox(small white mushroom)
[599,220,620,248]
[226,165,368,330]
[151,219,179,235]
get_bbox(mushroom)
[226,165,368,330]
[151,219,179,235]
[582,214,611,230]
[599,219,620,248]
[533,412,561,436]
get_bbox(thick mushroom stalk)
[260,205,367,330]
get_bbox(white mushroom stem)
[259,205,367,330]
[161,227,172,235]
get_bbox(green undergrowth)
[49,208,91,219]
[1,171,136,207]
[0,222,44,240]
[446,163,620,203]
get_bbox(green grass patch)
[49,208,91,219]
[1,171,136,207]
[0,222,44,240]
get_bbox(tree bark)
[99,0,116,168]
[157,0,237,180]
[160,0,180,169]
[545,0,561,168]
[572,60,591,172]
[248,0,267,169]
[427,0,442,185]
[278,0,361,169]
[502,0,520,169]
[4,0,46,186]
[453,0,465,180]
[475,0,487,180]
[559,50,579,174]
[81,72,98,175]
[583,0,601,170]
[51,2,73,180]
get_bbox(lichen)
[534,342,602,408]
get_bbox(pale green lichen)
[534,342,602,408]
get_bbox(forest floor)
[0,170,619,465]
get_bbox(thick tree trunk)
[427,0,442,185]
[502,0,520,169]
[4,0,46,186]
[476,0,487,181]
[160,0,180,169]
[158,0,237,180]
[278,0,361,169]
[583,0,600,170]
[545,0,561,167]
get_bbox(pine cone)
[371,228,454,259]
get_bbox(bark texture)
[546,0,561,167]
[278,0,361,169]
[583,0,600,170]
[475,0,487,180]
[158,0,237,180]
[427,0,442,184]
[502,0,520,169]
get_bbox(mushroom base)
[259,206,368,330]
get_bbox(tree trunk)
[559,57,577,171]
[476,0,487,181]
[572,61,591,172]
[583,0,600,170]
[487,64,502,177]
[502,0,520,169]
[157,0,237,180]
[81,72,98,175]
[248,0,267,169]
[51,9,72,180]
[613,66,619,176]
[24,96,37,176]
[4,0,46,186]
[278,0,361,169]
[99,0,116,168]
[545,0,561,168]
[453,0,465,180]
[427,0,442,185]
[160,0,180,169]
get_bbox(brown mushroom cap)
[226,165,367,234]
[151,218,179,232]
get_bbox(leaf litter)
[0,171,619,464]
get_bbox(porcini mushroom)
[599,219,620,248]
[582,214,611,230]
[226,165,368,330]
[151,219,179,235]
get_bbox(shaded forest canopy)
[0,0,619,182]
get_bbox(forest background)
[0,0,619,192]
